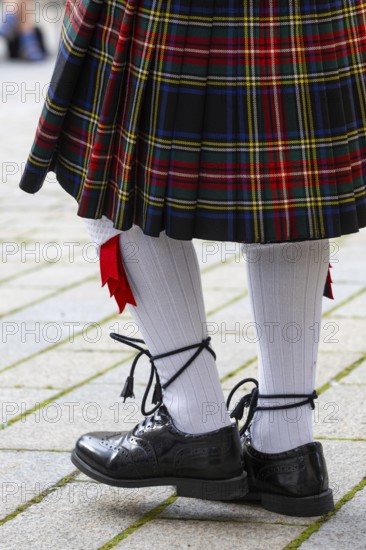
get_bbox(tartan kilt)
[19,0,366,244]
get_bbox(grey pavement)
[1,14,366,550]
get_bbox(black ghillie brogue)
[71,334,248,501]
[226,378,334,516]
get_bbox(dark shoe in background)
[0,11,47,62]
[0,12,18,41]
[8,27,47,61]
[226,377,335,516]
[242,430,334,517]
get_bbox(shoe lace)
[110,332,216,417]
[226,377,318,437]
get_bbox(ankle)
[113,332,232,435]
[226,378,317,453]
[163,380,232,434]
[250,407,314,453]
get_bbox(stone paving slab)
[0,351,133,390]
[332,289,366,318]
[9,280,111,323]
[57,319,135,352]
[312,317,366,354]
[0,387,56,423]
[115,518,304,549]
[313,385,366,440]
[340,359,366,385]
[322,282,366,314]
[311,351,362,390]
[0,287,50,316]
[201,259,246,291]
[0,383,149,451]
[0,260,46,283]
[319,440,366,505]
[0,450,74,520]
[1,294,118,371]
[1,321,113,372]
[0,482,174,550]
[220,350,362,397]
[330,234,366,283]
[301,485,366,549]
[5,262,95,290]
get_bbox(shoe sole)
[242,488,334,517]
[71,449,248,501]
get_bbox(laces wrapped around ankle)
[226,378,318,436]
[110,333,216,416]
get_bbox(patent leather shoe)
[71,334,248,501]
[226,378,334,516]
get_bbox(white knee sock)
[82,217,231,434]
[118,225,232,434]
[241,239,330,453]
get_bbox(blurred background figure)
[0,0,47,61]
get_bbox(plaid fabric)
[20,0,366,244]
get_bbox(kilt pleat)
[19,0,366,243]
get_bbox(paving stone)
[332,289,366,318]
[59,316,135,352]
[316,351,362,389]
[6,261,95,290]
[340,359,366,385]
[203,288,244,317]
[1,290,119,371]
[322,282,366,315]
[301,485,366,549]
[0,481,173,550]
[315,317,366,354]
[201,258,246,291]
[331,233,366,283]
[0,287,50,316]
[0,261,43,283]
[9,280,113,324]
[314,385,366,440]
[320,440,366,505]
[0,383,148,451]
[0,387,57,424]
[1,321,92,371]
[114,518,303,549]
[0,351,133,390]
[206,293,252,326]
[0,450,73,520]
[195,242,241,271]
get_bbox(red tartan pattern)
[19,0,366,300]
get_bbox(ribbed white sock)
[82,217,231,434]
[241,239,330,453]
[119,225,232,434]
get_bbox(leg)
[119,225,231,434]
[242,239,330,452]
[72,219,247,501]
[231,239,335,516]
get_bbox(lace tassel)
[230,394,252,422]
[152,382,163,405]
[121,375,135,400]
[99,234,137,314]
